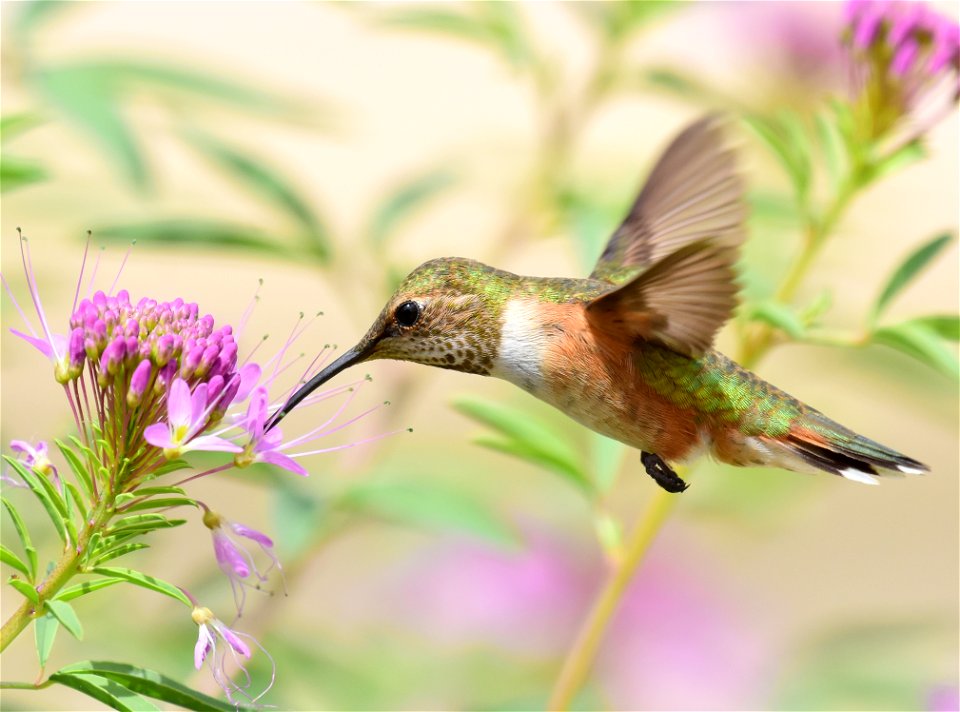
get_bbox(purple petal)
[218,624,252,659]
[183,435,243,454]
[853,3,884,48]
[9,440,38,460]
[888,2,923,46]
[230,523,274,548]
[167,378,193,427]
[260,450,308,476]
[891,38,918,75]
[213,533,251,577]
[235,363,262,402]
[10,328,55,358]
[194,625,214,669]
[190,383,209,430]
[144,423,174,449]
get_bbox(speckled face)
[354,256,608,376]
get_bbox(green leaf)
[120,497,196,513]
[814,109,847,192]
[46,599,83,640]
[9,577,40,603]
[64,482,89,521]
[106,513,185,536]
[94,218,285,257]
[56,661,234,711]
[342,480,518,548]
[910,315,959,341]
[50,671,159,712]
[453,396,592,495]
[183,129,331,260]
[31,64,148,189]
[57,439,95,499]
[12,0,73,38]
[55,577,123,602]
[744,300,806,339]
[1,113,45,142]
[126,485,186,497]
[743,114,810,201]
[93,542,150,565]
[367,167,459,247]
[871,322,959,379]
[35,611,59,668]
[2,496,37,579]
[3,456,68,544]
[0,544,30,577]
[90,567,191,607]
[872,233,953,322]
[0,154,47,192]
[867,140,926,184]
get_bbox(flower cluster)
[843,0,960,140]
[2,236,399,705]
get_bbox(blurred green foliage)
[1,2,956,710]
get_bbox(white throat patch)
[491,299,546,394]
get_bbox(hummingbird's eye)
[394,300,421,328]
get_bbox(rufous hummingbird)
[266,115,927,492]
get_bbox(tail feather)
[776,410,929,485]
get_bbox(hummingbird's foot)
[641,452,689,493]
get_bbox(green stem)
[0,499,112,653]
[549,162,869,710]
[0,679,54,690]
[548,485,680,710]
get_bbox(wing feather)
[590,115,745,284]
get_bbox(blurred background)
[1,2,957,710]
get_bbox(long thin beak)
[264,344,368,432]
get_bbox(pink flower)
[201,506,284,616]
[191,605,274,705]
[144,378,242,459]
[9,440,60,491]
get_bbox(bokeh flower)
[843,0,959,141]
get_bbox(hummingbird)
[266,115,928,492]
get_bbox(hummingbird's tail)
[769,409,928,485]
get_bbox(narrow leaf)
[55,577,124,602]
[342,480,517,548]
[743,114,809,199]
[2,496,37,579]
[57,661,234,711]
[0,544,30,577]
[35,611,59,668]
[120,497,196,513]
[9,577,40,603]
[184,129,331,260]
[3,456,68,544]
[90,567,191,607]
[64,482,89,521]
[93,542,151,565]
[49,671,159,712]
[0,112,45,141]
[46,600,84,640]
[744,300,806,339]
[453,396,592,494]
[367,167,459,247]
[867,140,926,183]
[31,64,148,189]
[590,432,626,493]
[872,233,953,322]
[57,440,95,499]
[0,155,48,192]
[94,218,285,257]
[871,322,959,379]
[910,315,959,341]
[814,109,847,192]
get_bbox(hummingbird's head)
[266,257,510,430]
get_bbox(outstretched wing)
[589,114,745,286]
[585,239,739,357]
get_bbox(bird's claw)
[641,452,689,493]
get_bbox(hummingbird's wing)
[589,114,745,286]
[585,238,738,357]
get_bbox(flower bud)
[127,359,152,407]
